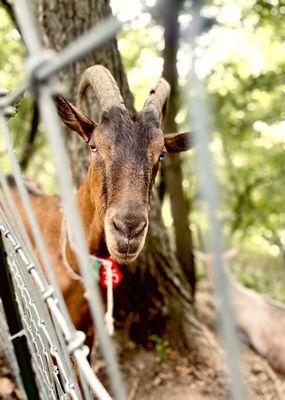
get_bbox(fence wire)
[0,0,247,399]
[0,299,27,399]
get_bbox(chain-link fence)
[0,0,247,399]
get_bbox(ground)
[1,281,285,399]
[116,285,285,399]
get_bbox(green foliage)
[149,335,169,362]
[0,8,24,90]
[0,8,28,172]
[203,1,285,263]
[117,9,163,110]
[230,253,285,302]
[0,7,57,192]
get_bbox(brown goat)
[9,65,193,346]
[198,250,285,376]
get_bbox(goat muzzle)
[104,206,148,264]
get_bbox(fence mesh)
[0,0,247,399]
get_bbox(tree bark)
[161,0,196,294]
[29,0,134,182]
[28,0,218,361]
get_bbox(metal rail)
[185,1,248,399]
[0,232,39,400]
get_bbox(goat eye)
[90,144,97,152]
[159,152,165,161]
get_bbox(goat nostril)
[133,220,147,237]
[112,219,124,234]
[112,216,147,238]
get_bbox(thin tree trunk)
[28,0,219,361]
[19,101,39,171]
[162,0,196,293]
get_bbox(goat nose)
[112,214,147,238]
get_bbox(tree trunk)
[161,0,196,294]
[28,0,219,361]
[29,0,135,182]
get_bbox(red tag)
[99,258,123,289]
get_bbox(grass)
[196,248,285,303]
[230,253,285,303]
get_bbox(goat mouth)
[110,249,139,264]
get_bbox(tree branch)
[19,102,39,171]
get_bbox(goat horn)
[77,65,126,114]
[142,78,170,121]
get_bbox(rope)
[60,213,115,336]
[105,261,114,336]
[60,214,83,282]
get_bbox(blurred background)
[0,0,284,300]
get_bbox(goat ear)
[164,132,193,152]
[55,96,96,142]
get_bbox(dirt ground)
[117,282,285,400]
[1,282,285,399]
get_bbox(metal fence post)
[0,232,40,400]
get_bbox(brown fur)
[9,176,99,346]
[8,71,194,347]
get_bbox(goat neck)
[63,167,106,275]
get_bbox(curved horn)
[77,65,126,113]
[142,78,170,121]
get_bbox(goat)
[198,250,285,376]
[9,65,193,346]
